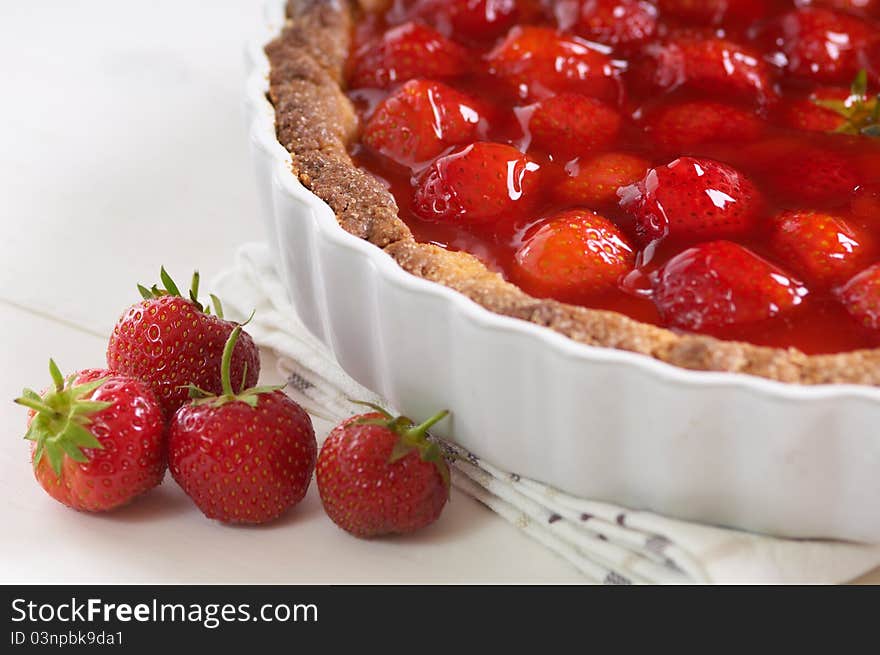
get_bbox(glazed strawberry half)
[412,142,542,225]
[555,0,659,49]
[632,37,776,104]
[652,241,809,331]
[770,209,874,287]
[15,362,166,512]
[409,0,532,40]
[657,0,770,24]
[762,144,862,205]
[511,209,635,301]
[836,263,880,330]
[363,79,492,168]
[555,152,650,207]
[348,22,470,89]
[642,100,765,153]
[486,26,624,103]
[107,268,259,416]
[168,326,316,524]
[525,93,623,158]
[316,404,450,538]
[619,157,764,244]
[763,8,878,84]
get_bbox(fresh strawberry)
[16,362,166,512]
[555,0,658,49]
[316,405,450,538]
[554,152,650,206]
[511,209,635,300]
[770,209,874,286]
[168,327,316,524]
[486,26,624,103]
[412,142,542,225]
[619,157,764,243]
[526,93,622,157]
[656,0,771,24]
[348,22,470,89]
[652,240,809,331]
[363,79,491,168]
[766,8,877,84]
[642,100,765,152]
[106,268,259,416]
[633,37,776,104]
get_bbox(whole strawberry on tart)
[267,0,880,383]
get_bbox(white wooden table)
[1,0,876,584]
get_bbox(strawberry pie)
[266,0,880,384]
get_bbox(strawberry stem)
[48,359,64,392]
[14,396,59,417]
[405,410,450,441]
[220,325,241,398]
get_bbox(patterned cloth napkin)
[214,243,880,584]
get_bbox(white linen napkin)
[213,243,880,584]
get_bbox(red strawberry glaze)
[347,2,880,355]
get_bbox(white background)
[0,0,876,584]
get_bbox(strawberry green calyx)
[353,401,451,487]
[136,267,225,317]
[186,324,280,408]
[14,360,111,477]
[814,69,880,138]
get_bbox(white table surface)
[1,0,877,585]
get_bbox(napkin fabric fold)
[213,243,880,584]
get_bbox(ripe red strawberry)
[554,152,650,206]
[348,22,470,89]
[770,210,874,286]
[486,26,624,103]
[619,157,764,243]
[652,241,809,331]
[16,362,166,512]
[633,37,776,104]
[643,101,765,152]
[363,79,491,168]
[774,87,851,132]
[511,209,635,301]
[556,0,658,49]
[526,93,622,157]
[316,405,450,538]
[168,327,316,524]
[412,142,542,225]
[767,8,877,84]
[107,268,259,416]
[656,0,770,24]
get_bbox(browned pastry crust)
[265,0,880,385]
